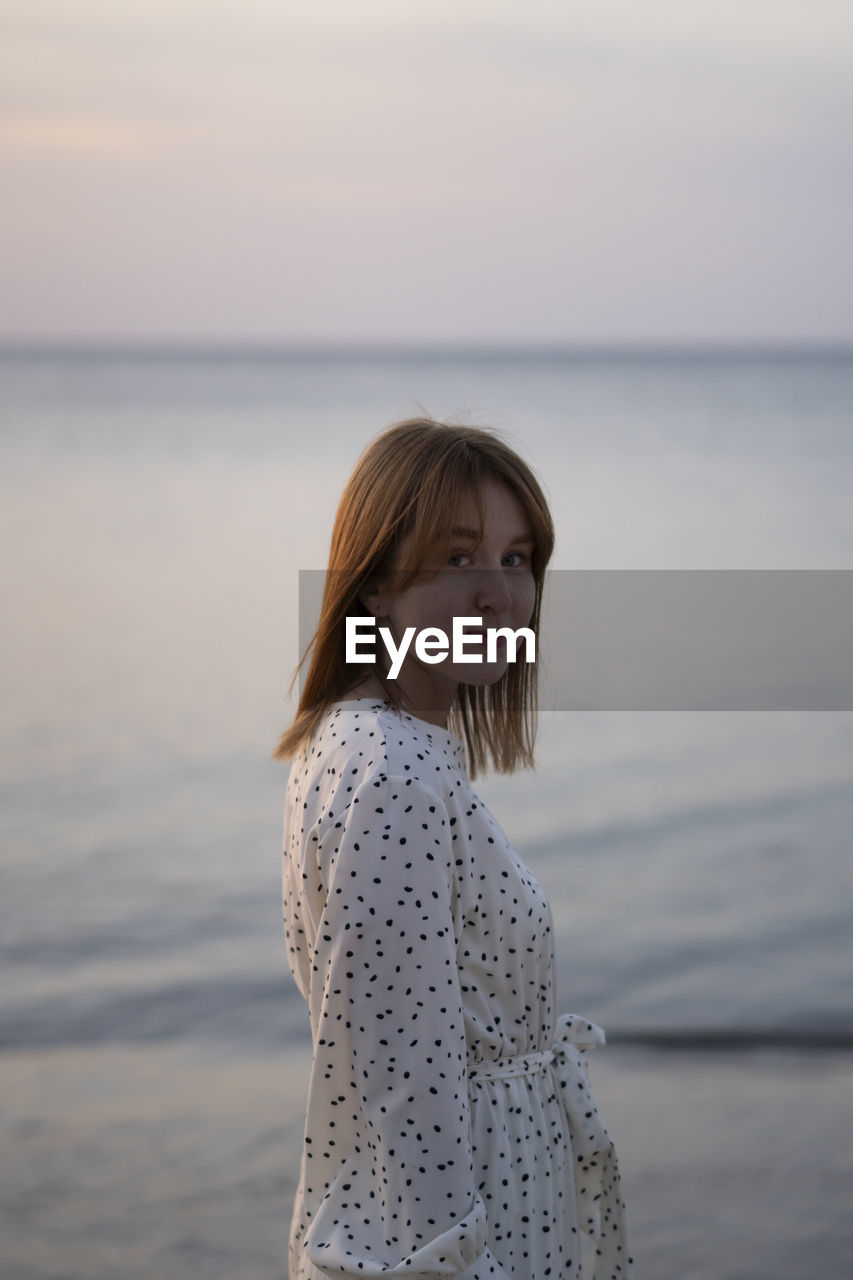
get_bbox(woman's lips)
[463,630,507,647]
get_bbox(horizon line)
[1,337,852,359]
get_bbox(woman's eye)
[448,552,472,567]
[503,551,528,568]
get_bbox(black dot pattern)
[283,699,632,1280]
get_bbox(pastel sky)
[2,0,852,344]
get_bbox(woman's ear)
[358,579,387,620]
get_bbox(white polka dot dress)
[282,700,631,1280]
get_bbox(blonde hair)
[272,418,554,776]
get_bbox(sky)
[2,0,852,346]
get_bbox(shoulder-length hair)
[272,418,554,776]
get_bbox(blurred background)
[2,4,852,1278]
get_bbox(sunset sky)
[2,0,852,344]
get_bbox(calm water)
[2,348,852,1278]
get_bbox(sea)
[1,346,852,1279]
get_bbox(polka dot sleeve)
[295,771,511,1280]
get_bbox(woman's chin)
[455,661,511,687]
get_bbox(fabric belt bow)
[551,1014,633,1279]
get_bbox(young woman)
[275,420,631,1280]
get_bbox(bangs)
[392,444,552,586]
[396,469,487,583]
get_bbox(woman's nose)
[474,569,513,615]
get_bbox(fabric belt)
[467,1013,633,1280]
[467,1044,556,1081]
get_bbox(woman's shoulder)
[288,698,466,803]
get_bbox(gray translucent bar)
[298,570,853,710]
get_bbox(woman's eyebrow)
[451,526,535,544]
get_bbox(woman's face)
[363,478,537,726]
